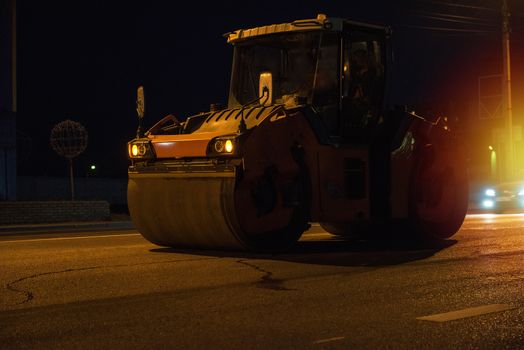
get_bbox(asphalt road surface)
[1,214,524,349]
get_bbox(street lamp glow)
[90,165,96,170]
[489,147,497,181]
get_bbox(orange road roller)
[127,14,469,251]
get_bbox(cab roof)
[225,14,390,44]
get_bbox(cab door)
[317,28,388,223]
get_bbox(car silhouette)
[479,181,524,213]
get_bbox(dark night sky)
[14,0,524,178]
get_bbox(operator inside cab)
[304,31,386,144]
[340,36,385,143]
[227,28,386,145]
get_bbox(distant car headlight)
[208,136,238,157]
[482,199,495,208]
[128,140,155,159]
[485,188,496,197]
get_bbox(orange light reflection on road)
[477,213,497,224]
[468,212,524,224]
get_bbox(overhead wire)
[413,10,496,24]
[421,0,498,12]
[398,24,496,34]
[412,14,497,27]
[399,0,500,36]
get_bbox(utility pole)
[502,0,514,181]
[0,0,17,200]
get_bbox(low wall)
[0,201,110,224]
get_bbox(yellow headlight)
[131,144,139,157]
[225,140,234,153]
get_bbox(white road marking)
[417,304,516,322]
[313,336,346,344]
[1,231,329,244]
[0,233,141,244]
[461,226,520,230]
[467,213,524,218]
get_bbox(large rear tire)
[245,166,311,252]
[408,143,468,239]
[320,222,369,238]
[245,207,308,252]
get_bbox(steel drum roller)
[128,172,247,250]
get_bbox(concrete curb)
[0,221,135,235]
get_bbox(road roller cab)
[127,14,469,251]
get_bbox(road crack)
[5,256,220,305]
[237,260,294,291]
[6,266,101,305]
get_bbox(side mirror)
[259,72,273,106]
[136,86,145,119]
[136,86,145,138]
